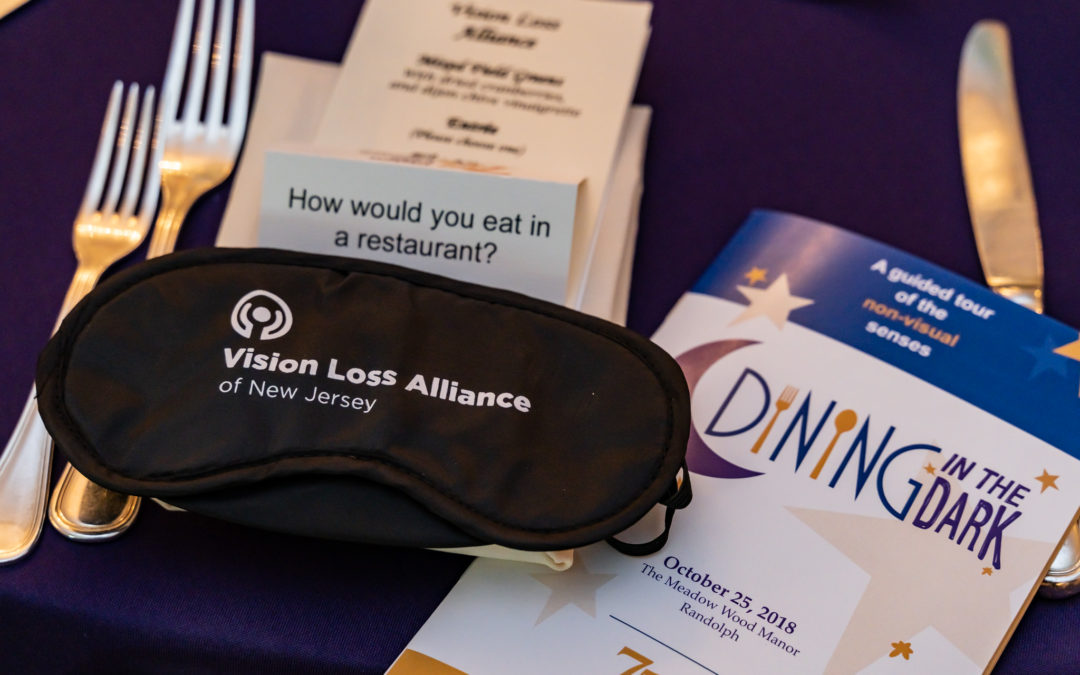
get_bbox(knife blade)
[958,20,1044,313]
[959,20,1080,597]
[0,0,32,22]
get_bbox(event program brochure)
[388,211,1080,674]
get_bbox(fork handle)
[46,175,207,541]
[749,408,783,454]
[45,262,143,543]
[146,176,213,258]
[54,266,103,331]
[47,176,208,540]
[49,462,140,541]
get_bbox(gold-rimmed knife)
[958,19,1080,597]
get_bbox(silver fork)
[48,0,255,541]
[0,82,161,562]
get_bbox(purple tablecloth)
[1,1,1078,672]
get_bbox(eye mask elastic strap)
[605,462,692,556]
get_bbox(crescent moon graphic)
[675,339,764,479]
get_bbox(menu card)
[314,0,652,305]
[219,52,653,322]
[388,211,1080,674]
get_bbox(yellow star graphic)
[924,463,936,475]
[1035,469,1060,493]
[744,267,768,285]
[982,567,993,576]
[1054,336,1080,397]
[1054,336,1080,362]
[731,273,814,329]
[889,640,913,660]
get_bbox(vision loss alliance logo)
[231,290,293,340]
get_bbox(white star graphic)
[789,506,1049,671]
[529,558,616,626]
[730,273,814,329]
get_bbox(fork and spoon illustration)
[748,385,857,480]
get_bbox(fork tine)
[182,0,216,136]
[227,0,254,149]
[77,81,124,220]
[117,87,157,222]
[100,84,141,217]
[162,0,194,125]
[205,0,233,141]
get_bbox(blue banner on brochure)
[693,210,1080,457]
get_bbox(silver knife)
[959,20,1043,311]
[958,20,1080,597]
[0,0,32,22]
